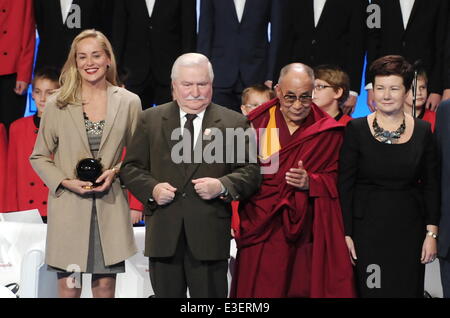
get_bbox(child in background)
[313,65,352,125]
[404,70,435,131]
[240,84,276,116]
[5,67,60,222]
[232,84,275,238]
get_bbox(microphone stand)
[412,69,418,118]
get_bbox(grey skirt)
[48,196,125,274]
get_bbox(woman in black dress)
[338,55,440,298]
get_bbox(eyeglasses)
[279,87,313,106]
[314,84,334,91]
[244,103,260,110]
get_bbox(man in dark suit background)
[197,0,284,112]
[34,0,111,72]
[366,0,448,111]
[276,0,367,115]
[435,99,450,298]
[443,14,450,102]
[120,53,261,298]
[112,0,197,109]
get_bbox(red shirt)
[5,116,48,215]
[421,109,436,132]
[121,148,144,211]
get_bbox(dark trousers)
[212,77,245,113]
[149,227,228,298]
[0,74,27,130]
[440,258,450,298]
[126,72,172,110]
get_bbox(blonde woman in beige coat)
[30,30,141,298]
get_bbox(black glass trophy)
[76,158,103,188]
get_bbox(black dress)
[338,117,440,298]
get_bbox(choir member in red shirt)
[404,70,436,131]
[5,67,59,222]
[313,65,353,125]
[0,0,35,129]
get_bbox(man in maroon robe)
[231,63,356,298]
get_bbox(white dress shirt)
[179,109,206,149]
[314,0,358,96]
[60,0,73,24]
[399,0,415,29]
[234,0,246,23]
[314,0,359,97]
[145,0,156,18]
[314,0,327,27]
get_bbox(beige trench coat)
[30,84,141,272]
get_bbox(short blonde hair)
[241,84,275,105]
[57,29,118,108]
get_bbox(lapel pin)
[204,128,212,136]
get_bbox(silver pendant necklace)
[372,116,406,144]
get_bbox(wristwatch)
[427,231,438,239]
[147,197,158,210]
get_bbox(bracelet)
[111,167,119,176]
[427,231,438,239]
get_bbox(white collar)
[179,108,206,121]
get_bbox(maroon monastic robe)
[231,98,356,298]
[338,113,353,126]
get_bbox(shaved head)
[278,63,314,86]
[275,63,315,127]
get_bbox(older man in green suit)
[120,53,261,298]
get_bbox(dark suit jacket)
[197,0,284,88]
[276,0,367,93]
[367,0,448,94]
[120,102,262,261]
[445,16,450,90]
[112,0,197,87]
[435,100,450,258]
[34,0,111,72]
